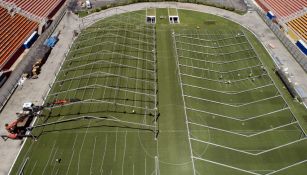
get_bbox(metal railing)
[0,4,67,112]
[255,7,307,72]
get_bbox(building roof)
[3,0,64,18]
[0,7,38,68]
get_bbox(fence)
[254,7,307,72]
[0,3,67,112]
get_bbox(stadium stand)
[3,0,65,18]
[287,14,307,42]
[255,0,307,19]
[0,6,38,69]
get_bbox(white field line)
[190,137,306,156]
[122,130,128,175]
[176,34,245,42]
[181,73,267,83]
[100,135,108,175]
[155,156,160,175]
[145,157,147,175]
[186,107,290,121]
[179,46,252,56]
[173,31,196,175]
[241,30,307,136]
[77,121,91,175]
[179,54,258,65]
[184,94,281,107]
[49,148,59,175]
[83,23,154,38]
[191,137,255,155]
[188,121,299,137]
[67,49,154,63]
[41,142,56,175]
[183,83,274,94]
[179,63,262,74]
[176,40,248,49]
[77,32,153,46]
[29,161,37,175]
[193,156,261,175]
[134,30,140,110]
[48,83,155,98]
[114,127,118,162]
[55,71,155,85]
[65,134,78,175]
[68,52,154,68]
[62,58,154,75]
[175,33,236,36]
[14,141,35,173]
[46,98,155,112]
[90,137,97,175]
[70,40,152,55]
[266,159,307,175]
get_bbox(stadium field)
[10,8,307,175]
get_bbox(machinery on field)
[1,99,80,141]
[1,102,42,141]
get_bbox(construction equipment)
[1,102,42,141]
[45,98,80,107]
[1,99,80,141]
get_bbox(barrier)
[0,3,67,112]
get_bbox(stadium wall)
[0,4,67,112]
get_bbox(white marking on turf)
[29,161,37,175]
[90,136,97,175]
[41,142,56,175]
[77,121,91,175]
[122,131,128,175]
[114,127,118,162]
[145,157,147,175]
[100,134,108,175]
[65,134,78,175]
[173,31,196,175]
[266,159,307,175]
[193,156,261,175]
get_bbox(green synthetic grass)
[10,9,307,175]
[168,8,178,16]
[147,8,156,16]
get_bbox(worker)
[56,158,62,163]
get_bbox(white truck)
[86,0,92,9]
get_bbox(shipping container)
[23,31,39,49]
[296,40,307,55]
[267,11,276,20]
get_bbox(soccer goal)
[168,8,180,24]
[146,8,156,24]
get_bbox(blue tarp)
[44,36,58,48]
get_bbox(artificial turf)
[10,9,307,175]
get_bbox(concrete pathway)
[0,12,80,175]
[1,2,306,174]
